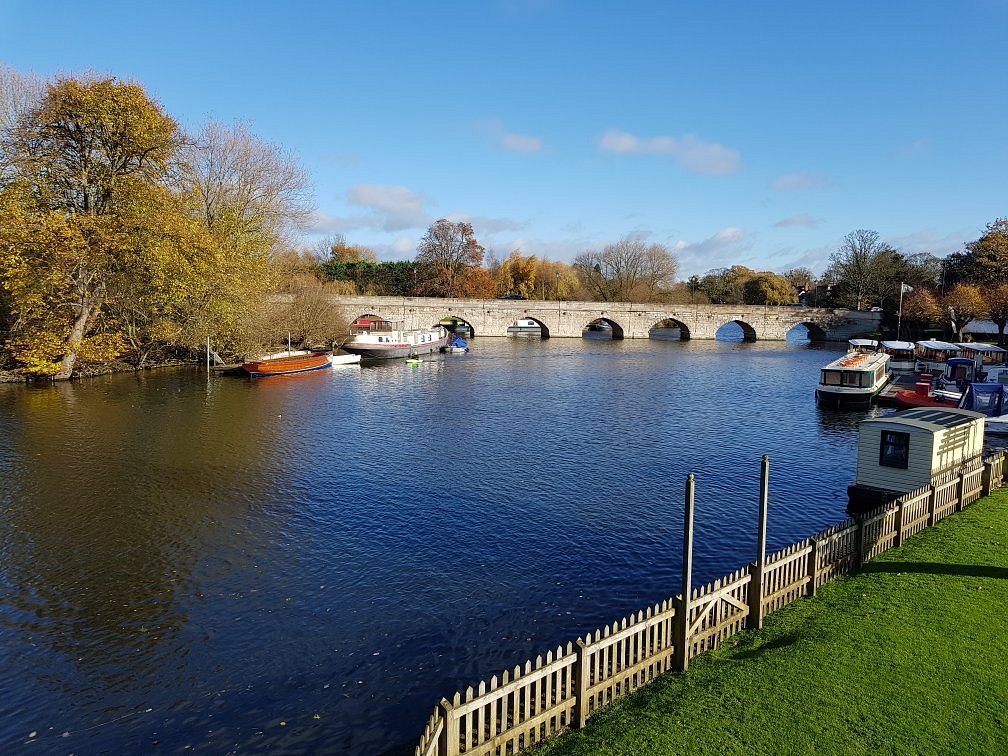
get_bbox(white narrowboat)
[815,349,891,409]
[342,316,449,359]
[846,407,985,511]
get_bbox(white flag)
[901,283,913,294]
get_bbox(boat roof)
[862,407,984,432]
[956,343,1008,354]
[916,340,959,351]
[849,338,878,347]
[959,383,1008,416]
[880,340,915,349]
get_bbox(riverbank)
[535,488,1008,755]
[0,359,196,383]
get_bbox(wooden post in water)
[748,456,769,629]
[206,336,211,376]
[675,473,695,673]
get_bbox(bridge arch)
[786,321,829,342]
[581,317,624,339]
[649,317,690,341]
[439,315,476,338]
[716,319,758,341]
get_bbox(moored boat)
[507,318,542,337]
[242,349,333,377]
[958,382,1008,436]
[880,340,916,372]
[891,356,979,408]
[914,339,960,373]
[815,349,891,409]
[441,336,470,354]
[342,317,449,359]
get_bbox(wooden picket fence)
[415,450,1006,756]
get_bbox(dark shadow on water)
[730,632,800,659]
[861,562,1008,580]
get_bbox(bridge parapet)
[327,295,880,342]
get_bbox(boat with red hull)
[242,350,333,377]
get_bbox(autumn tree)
[415,219,484,297]
[943,283,988,341]
[498,249,538,298]
[984,283,1008,346]
[900,288,943,339]
[743,273,797,305]
[944,218,1008,286]
[0,76,182,377]
[313,233,378,263]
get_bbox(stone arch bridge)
[327,296,880,341]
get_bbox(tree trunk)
[54,293,101,381]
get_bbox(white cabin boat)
[507,318,542,337]
[914,340,960,373]
[880,340,916,372]
[342,317,449,359]
[815,349,891,409]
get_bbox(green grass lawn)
[535,489,1008,756]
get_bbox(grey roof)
[863,407,984,432]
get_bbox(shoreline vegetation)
[2,70,1006,381]
[533,488,1008,756]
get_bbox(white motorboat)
[815,349,891,409]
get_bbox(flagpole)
[897,282,905,340]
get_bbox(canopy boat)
[441,336,470,354]
[848,338,880,354]
[342,317,449,359]
[507,318,542,337]
[914,340,960,373]
[815,350,891,409]
[956,342,1008,373]
[880,340,916,372]
[892,357,979,408]
[242,349,333,377]
[958,382,1008,436]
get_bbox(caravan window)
[879,431,910,469]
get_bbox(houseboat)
[815,349,891,409]
[507,318,542,337]
[914,340,960,373]
[847,407,985,511]
[880,340,917,372]
[342,317,449,359]
[956,343,1008,373]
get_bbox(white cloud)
[598,129,743,176]
[501,132,544,153]
[347,184,430,231]
[673,227,754,275]
[771,172,833,191]
[443,211,526,235]
[774,214,824,228]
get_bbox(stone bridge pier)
[327,295,880,342]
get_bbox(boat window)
[822,370,841,386]
[842,371,861,386]
[879,431,910,469]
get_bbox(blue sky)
[2,0,1006,277]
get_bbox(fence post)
[927,483,938,527]
[573,638,590,729]
[854,514,867,570]
[982,459,993,497]
[894,499,906,547]
[439,697,458,756]
[956,466,968,511]
[748,456,769,630]
[805,537,819,598]
[674,473,695,673]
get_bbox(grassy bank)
[536,489,1008,756]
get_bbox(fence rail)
[415,451,1006,756]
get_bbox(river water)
[1,336,1001,753]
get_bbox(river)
[1,336,1002,753]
